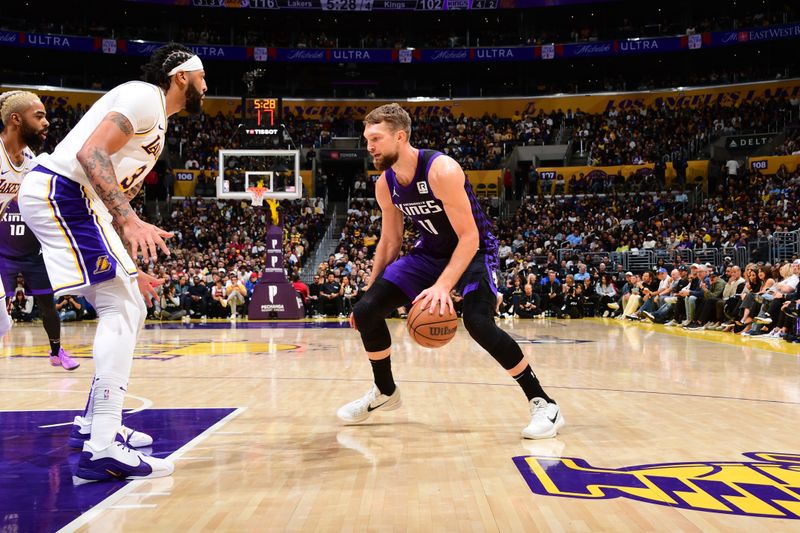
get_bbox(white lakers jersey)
[0,137,35,217]
[36,81,166,195]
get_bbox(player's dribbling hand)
[136,269,163,305]
[414,284,454,316]
[122,216,173,263]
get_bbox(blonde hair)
[364,103,411,139]
[0,90,40,124]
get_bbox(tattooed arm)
[124,181,144,202]
[76,112,136,225]
[76,111,171,262]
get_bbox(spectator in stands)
[684,270,726,329]
[307,275,324,318]
[320,273,343,317]
[540,270,563,316]
[56,295,83,322]
[517,283,541,318]
[209,279,229,318]
[159,284,187,321]
[750,260,800,333]
[339,275,358,315]
[10,290,35,322]
[188,276,209,319]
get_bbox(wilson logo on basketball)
[428,326,456,336]
[514,452,800,520]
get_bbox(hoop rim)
[246,186,268,206]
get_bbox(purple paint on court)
[144,321,351,330]
[0,408,234,532]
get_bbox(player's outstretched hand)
[136,269,163,305]
[414,284,454,316]
[122,216,173,263]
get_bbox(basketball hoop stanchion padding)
[248,216,305,319]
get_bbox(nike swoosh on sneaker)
[547,413,559,424]
[367,399,390,412]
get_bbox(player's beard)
[20,121,45,151]
[373,149,399,171]
[185,83,204,114]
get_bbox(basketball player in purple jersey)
[338,104,564,439]
[0,91,79,370]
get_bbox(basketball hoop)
[246,186,268,207]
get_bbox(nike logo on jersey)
[0,169,10,175]
[158,124,164,131]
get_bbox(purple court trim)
[512,452,800,520]
[144,321,352,330]
[0,408,234,532]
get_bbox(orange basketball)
[406,300,458,348]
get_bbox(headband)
[167,55,204,76]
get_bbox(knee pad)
[352,297,391,352]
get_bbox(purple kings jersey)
[385,150,498,263]
[0,199,41,260]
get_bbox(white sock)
[82,375,96,423]
[81,271,145,448]
[88,375,128,448]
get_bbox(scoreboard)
[242,97,282,134]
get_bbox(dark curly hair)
[140,43,195,91]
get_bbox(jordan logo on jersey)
[417,182,429,194]
[392,187,399,198]
[141,137,162,158]
[93,255,112,275]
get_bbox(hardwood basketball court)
[1,317,798,531]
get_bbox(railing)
[771,230,800,264]
[553,245,758,273]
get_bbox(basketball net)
[247,180,268,207]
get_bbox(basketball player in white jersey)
[19,43,207,482]
[0,90,81,371]
[0,91,48,340]
[0,91,50,337]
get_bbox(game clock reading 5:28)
[243,97,283,129]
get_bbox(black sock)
[513,365,553,403]
[49,338,61,357]
[370,356,396,396]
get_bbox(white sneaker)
[664,320,677,327]
[680,320,692,327]
[74,441,174,484]
[69,415,154,448]
[522,398,565,440]
[337,384,402,423]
